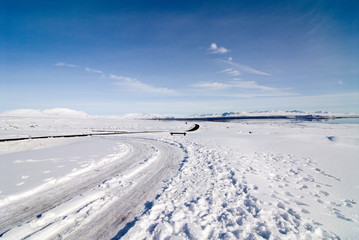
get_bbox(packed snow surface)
[0,113,358,239]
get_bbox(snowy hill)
[0,108,89,118]
[0,109,184,120]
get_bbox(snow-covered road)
[0,136,185,239]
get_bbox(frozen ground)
[0,111,358,239]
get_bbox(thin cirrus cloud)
[109,74,177,95]
[55,62,176,95]
[85,67,103,74]
[223,59,271,76]
[231,79,278,91]
[193,80,277,91]
[192,80,294,97]
[197,43,280,96]
[209,43,229,54]
[221,68,241,76]
[192,81,230,90]
[208,43,270,76]
[54,62,78,68]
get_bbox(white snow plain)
[0,112,358,239]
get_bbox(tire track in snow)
[0,137,185,239]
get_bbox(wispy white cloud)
[55,62,176,95]
[108,75,133,82]
[221,68,241,76]
[109,74,177,95]
[193,80,277,92]
[54,62,78,68]
[223,60,271,76]
[231,80,277,91]
[209,43,229,54]
[85,67,103,74]
[191,78,293,98]
[192,81,230,90]
[207,44,269,76]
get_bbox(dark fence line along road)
[0,124,200,143]
[0,131,162,143]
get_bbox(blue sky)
[1,0,358,115]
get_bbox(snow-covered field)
[0,110,358,239]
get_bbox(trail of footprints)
[241,152,356,224]
[124,139,353,239]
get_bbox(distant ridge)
[152,110,359,122]
[192,110,330,118]
[0,108,89,118]
[1,109,358,120]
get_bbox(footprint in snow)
[330,208,353,222]
[344,199,356,208]
[301,208,310,214]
